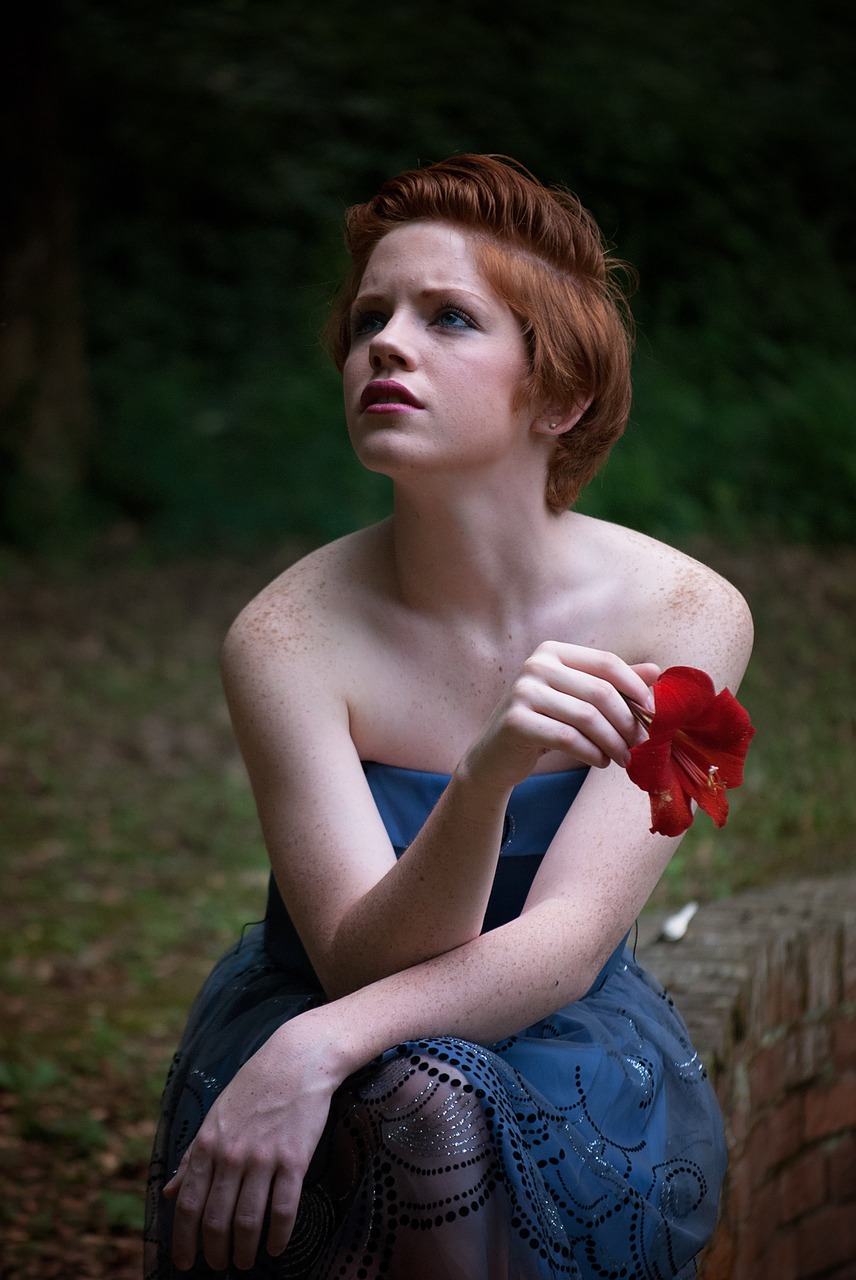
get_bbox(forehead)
[358,221,489,296]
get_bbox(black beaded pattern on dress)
[145,976,710,1278]
[145,762,723,1279]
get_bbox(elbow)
[314,929,405,1001]
[312,935,365,1002]
[523,897,623,1007]
[555,968,601,1008]
[320,921,483,1001]
[318,951,367,1002]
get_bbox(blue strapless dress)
[145,765,726,1279]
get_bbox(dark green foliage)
[12,0,854,550]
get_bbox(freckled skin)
[230,515,751,781]
[167,221,754,1270]
[222,221,754,991]
[218,507,752,1032]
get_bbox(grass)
[0,538,854,1277]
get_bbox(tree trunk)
[0,2,93,548]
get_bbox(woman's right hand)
[165,1011,346,1272]
[463,642,660,793]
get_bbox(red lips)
[359,380,424,411]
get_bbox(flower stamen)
[671,737,724,793]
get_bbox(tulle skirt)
[145,924,725,1279]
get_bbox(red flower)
[626,666,755,837]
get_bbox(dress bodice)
[362,761,588,934]
[263,762,598,981]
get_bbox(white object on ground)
[658,901,699,943]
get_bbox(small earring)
[549,421,560,430]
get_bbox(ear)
[530,398,593,438]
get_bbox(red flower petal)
[681,689,755,788]
[642,666,718,736]
[627,666,755,836]
[646,780,696,838]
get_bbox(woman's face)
[342,221,536,484]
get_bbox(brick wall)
[637,876,856,1280]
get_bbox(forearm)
[165,890,615,1274]
[300,894,622,1083]
[324,761,513,996]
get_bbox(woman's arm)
[223,595,659,998]
[170,551,753,1270]
[164,767,679,1272]
[223,538,751,1000]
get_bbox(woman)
[145,154,753,1279]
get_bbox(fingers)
[630,661,662,699]
[162,1020,336,1271]
[515,680,630,768]
[169,1143,217,1271]
[514,644,659,766]
[230,1165,275,1270]
[168,1146,300,1271]
[267,1167,303,1258]
[162,1151,188,1199]
[545,643,657,710]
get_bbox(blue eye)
[350,310,385,338]
[435,306,475,329]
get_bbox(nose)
[368,313,416,371]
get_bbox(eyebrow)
[351,284,488,308]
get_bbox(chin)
[349,429,429,475]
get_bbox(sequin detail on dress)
[145,765,725,1278]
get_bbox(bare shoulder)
[572,515,754,686]
[218,524,394,786]
[222,524,387,676]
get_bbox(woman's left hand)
[164,1012,343,1271]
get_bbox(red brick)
[743,1179,780,1260]
[806,927,843,1013]
[843,919,856,1002]
[726,1096,751,1148]
[804,1071,856,1142]
[797,1202,856,1276]
[833,1015,856,1072]
[697,1222,736,1280]
[795,1022,834,1085]
[747,943,772,1034]
[763,1226,800,1280]
[778,935,810,1024]
[746,1095,804,1186]
[778,1148,827,1223]
[749,1025,832,1100]
[732,1246,755,1280]
[827,1133,856,1204]
[823,1266,856,1280]
[726,1156,754,1228]
[722,1059,752,1145]
[749,1041,787,1106]
[753,935,807,1029]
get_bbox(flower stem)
[623,695,653,729]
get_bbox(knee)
[353,1048,495,1167]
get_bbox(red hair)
[325,154,635,510]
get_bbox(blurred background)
[3,0,854,551]
[1,1,854,1275]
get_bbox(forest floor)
[1,540,854,1279]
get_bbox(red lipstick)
[359,380,424,413]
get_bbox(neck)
[387,476,578,633]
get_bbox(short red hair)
[325,154,635,510]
